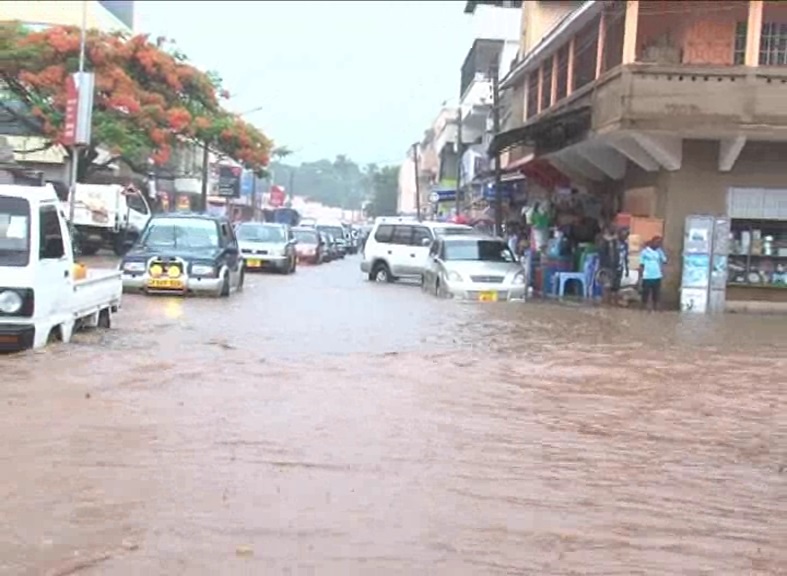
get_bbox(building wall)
[398,158,417,215]
[521,1,583,55]
[623,140,787,304]
[470,3,522,42]
[0,0,132,32]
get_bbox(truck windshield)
[141,218,219,250]
[0,196,31,267]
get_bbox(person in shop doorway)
[638,236,667,312]
[506,224,519,256]
[597,224,622,305]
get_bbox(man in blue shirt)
[638,235,667,311]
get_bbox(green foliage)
[269,154,374,210]
[365,165,400,218]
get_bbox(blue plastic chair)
[554,254,599,299]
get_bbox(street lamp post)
[412,142,421,222]
[67,0,88,246]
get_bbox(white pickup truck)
[0,183,122,351]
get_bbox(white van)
[360,217,474,283]
[0,184,122,351]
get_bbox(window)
[141,218,220,249]
[412,226,432,247]
[374,224,394,243]
[760,22,787,66]
[734,21,747,65]
[541,63,552,111]
[39,205,65,260]
[443,239,515,262]
[237,224,285,242]
[0,196,31,267]
[391,225,413,246]
[125,191,149,214]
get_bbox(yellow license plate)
[478,291,498,302]
[246,259,263,268]
[147,278,184,290]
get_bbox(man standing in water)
[638,236,667,311]
[598,224,621,304]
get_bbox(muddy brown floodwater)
[0,255,785,575]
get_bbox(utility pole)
[491,61,503,237]
[288,168,295,204]
[67,0,88,246]
[412,142,421,222]
[455,106,463,219]
[250,170,257,220]
[200,140,210,212]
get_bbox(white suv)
[360,217,475,283]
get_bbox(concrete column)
[550,54,558,107]
[622,0,639,65]
[537,65,544,114]
[596,11,607,78]
[567,37,576,95]
[745,0,764,66]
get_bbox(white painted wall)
[0,1,132,32]
[397,157,417,215]
[469,4,521,42]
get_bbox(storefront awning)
[503,155,570,190]
[488,105,592,157]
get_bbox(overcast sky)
[135,1,475,166]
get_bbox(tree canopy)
[0,22,273,178]
[267,155,399,215]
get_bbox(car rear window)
[374,224,394,243]
[434,226,475,237]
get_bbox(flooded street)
[0,255,784,575]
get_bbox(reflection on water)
[0,258,784,575]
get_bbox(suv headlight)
[122,261,145,273]
[512,271,526,285]
[0,290,23,314]
[191,264,215,276]
[447,271,462,282]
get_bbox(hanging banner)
[62,75,79,146]
[74,72,94,146]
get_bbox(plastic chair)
[554,255,599,299]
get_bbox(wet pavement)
[0,254,785,575]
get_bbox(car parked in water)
[292,226,323,264]
[236,222,298,274]
[316,222,348,257]
[319,232,335,262]
[421,235,526,301]
[121,213,244,297]
[361,217,475,283]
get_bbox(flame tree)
[0,22,272,179]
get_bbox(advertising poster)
[682,253,710,288]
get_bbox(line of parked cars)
[360,217,528,302]
[118,212,362,299]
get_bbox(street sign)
[429,192,440,203]
[217,165,242,198]
[62,75,78,146]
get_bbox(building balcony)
[503,1,787,124]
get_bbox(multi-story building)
[491,0,787,309]
[0,0,134,32]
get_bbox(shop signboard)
[269,184,286,207]
[217,165,242,198]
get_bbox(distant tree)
[268,154,369,209]
[365,165,399,218]
[0,23,272,179]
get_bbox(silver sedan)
[421,235,526,301]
